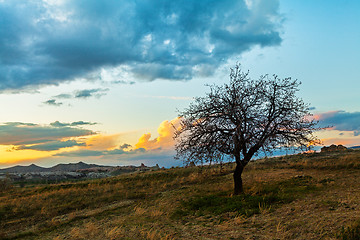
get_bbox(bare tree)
[174,64,318,195]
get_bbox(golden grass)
[0,150,360,239]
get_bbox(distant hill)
[49,162,104,172]
[0,164,47,173]
[0,162,108,173]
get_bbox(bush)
[0,177,13,193]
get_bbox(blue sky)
[0,0,359,168]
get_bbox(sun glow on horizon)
[0,145,54,165]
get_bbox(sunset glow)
[0,146,55,165]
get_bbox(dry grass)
[1,150,360,239]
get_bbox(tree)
[174,64,318,195]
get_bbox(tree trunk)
[233,161,244,195]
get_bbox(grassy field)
[1,150,360,239]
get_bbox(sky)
[0,0,360,168]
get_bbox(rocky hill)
[0,162,107,173]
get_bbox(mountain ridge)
[0,161,108,173]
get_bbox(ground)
[1,150,360,239]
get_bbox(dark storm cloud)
[15,140,86,151]
[0,0,282,91]
[317,110,360,136]
[0,122,95,145]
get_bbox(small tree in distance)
[174,64,319,195]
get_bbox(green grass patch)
[174,193,277,218]
[174,175,318,218]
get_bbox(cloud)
[84,134,122,150]
[0,0,282,91]
[48,89,109,105]
[50,121,97,127]
[15,140,86,151]
[55,149,104,157]
[112,80,135,85]
[119,143,131,149]
[44,99,63,106]
[56,117,181,162]
[55,144,146,157]
[316,110,360,136]
[135,117,181,150]
[0,119,183,167]
[106,147,146,155]
[0,122,95,145]
[71,121,97,126]
[75,88,109,99]
[53,93,72,99]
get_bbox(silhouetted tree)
[175,64,318,195]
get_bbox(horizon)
[4,144,358,170]
[1,0,360,169]
[0,160,156,169]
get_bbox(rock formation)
[321,144,347,153]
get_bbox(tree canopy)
[175,64,319,194]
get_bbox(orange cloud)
[84,134,122,150]
[316,129,360,147]
[320,138,360,147]
[135,117,181,150]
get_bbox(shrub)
[0,177,13,193]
